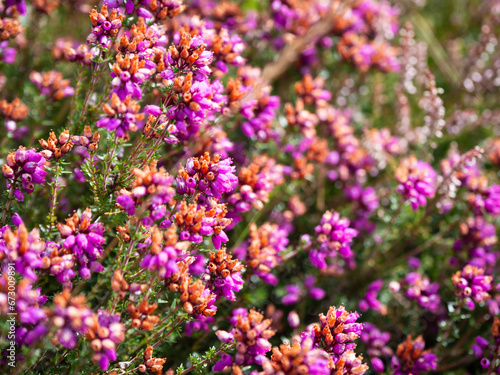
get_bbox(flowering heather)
[45,290,94,349]
[177,152,238,199]
[262,336,331,375]
[2,147,47,201]
[0,98,28,132]
[307,210,358,270]
[39,129,74,160]
[29,71,75,100]
[117,161,175,226]
[403,272,441,313]
[111,54,151,100]
[238,66,280,142]
[140,226,182,279]
[203,247,244,301]
[358,279,387,315]
[165,257,217,317]
[161,33,212,81]
[452,264,493,309]
[171,200,231,248]
[391,335,437,374]
[395,156,437,210]
[97,94,145,138]
[214,308,275,371]
[87,4,124,48]
[56,208,105,279]
[235,222,288,285]
[2,1,500,373]
[86,309,125,370]
[227,154,284,216]
[0,223,45,280]
[0,277,47,346]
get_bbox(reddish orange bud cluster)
[111,270,130,299]
[225,78,246,112]
[395,335,433,372]
[127,300,160,331]
[0,98,28,125]
[116,224,130,242]
[0,18,22,41]
[264,337,331,375]
[39,129,74,160]
[89,5,124,37]
[148,0,185,20]
[119,17,164,56]
[169,32,206,67]
[166,258,216,317]
[295,74,328,107]
[175,201,231,237]
[138,346,166,374]
[33,0,60,13]
[207,248,244,280]
[246,223,281,275]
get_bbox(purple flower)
[360,323,393,373]
[403,272,441,313]
[87,5,124,48]
[0,41,16,64]
[395,156,437,210]
[185,315,214,337]
[111,54,152,101]
[87,310,125,370]
[140,242,180,279]
[5,0,26,14]
[29,71,74,100]
[0,278,48,347]
[358,279,387,315]
[452,265,492,309]
[42,241,76,288]
[203,248,244,301]
[308,210,358,269]
[262,336,331,375]
[391,335,437,375]
[0,223,45,281]
[177,152,238,199]
[48,290,94,349]
[3,146,47,200]
[97,94,145,138]
[281,276,325,305]
[56,209,105,280]
[214,308,274,372]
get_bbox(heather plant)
[1,0,500,374]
